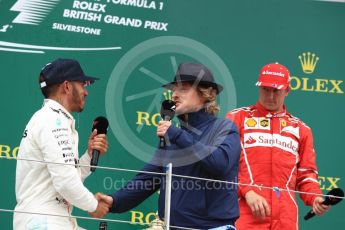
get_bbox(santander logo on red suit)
[244,132,299,156]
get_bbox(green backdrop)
[0,0,344,229]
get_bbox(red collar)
[256,102,287,118]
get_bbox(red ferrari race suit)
[226,102,322,230]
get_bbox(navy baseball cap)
[39,58,99,88]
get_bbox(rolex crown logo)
[298,52,319,74]
[163,90,172,100]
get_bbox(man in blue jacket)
[101,63,240,229]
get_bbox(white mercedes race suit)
[14,99,98,230]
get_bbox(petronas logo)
[298,52,319,74]
[10,0,60,25]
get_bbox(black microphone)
[90,116,109,172]
[304,188,344,220]
[99,221,107,230]
[159,100,176,148]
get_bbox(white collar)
[43,99,74,120]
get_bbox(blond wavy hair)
[197,86,220,115]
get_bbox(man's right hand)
[157,120,172,137]
[89,193,113,218]
[244,190,271,219]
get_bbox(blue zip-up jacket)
[110,109,240,229]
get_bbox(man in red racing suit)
[226,63,329,230]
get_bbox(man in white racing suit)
[14,58,111,229]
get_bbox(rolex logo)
[298,52,319,74]
[291,52,343,94]
[163,90,172,100]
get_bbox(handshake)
[89,193,113,218]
